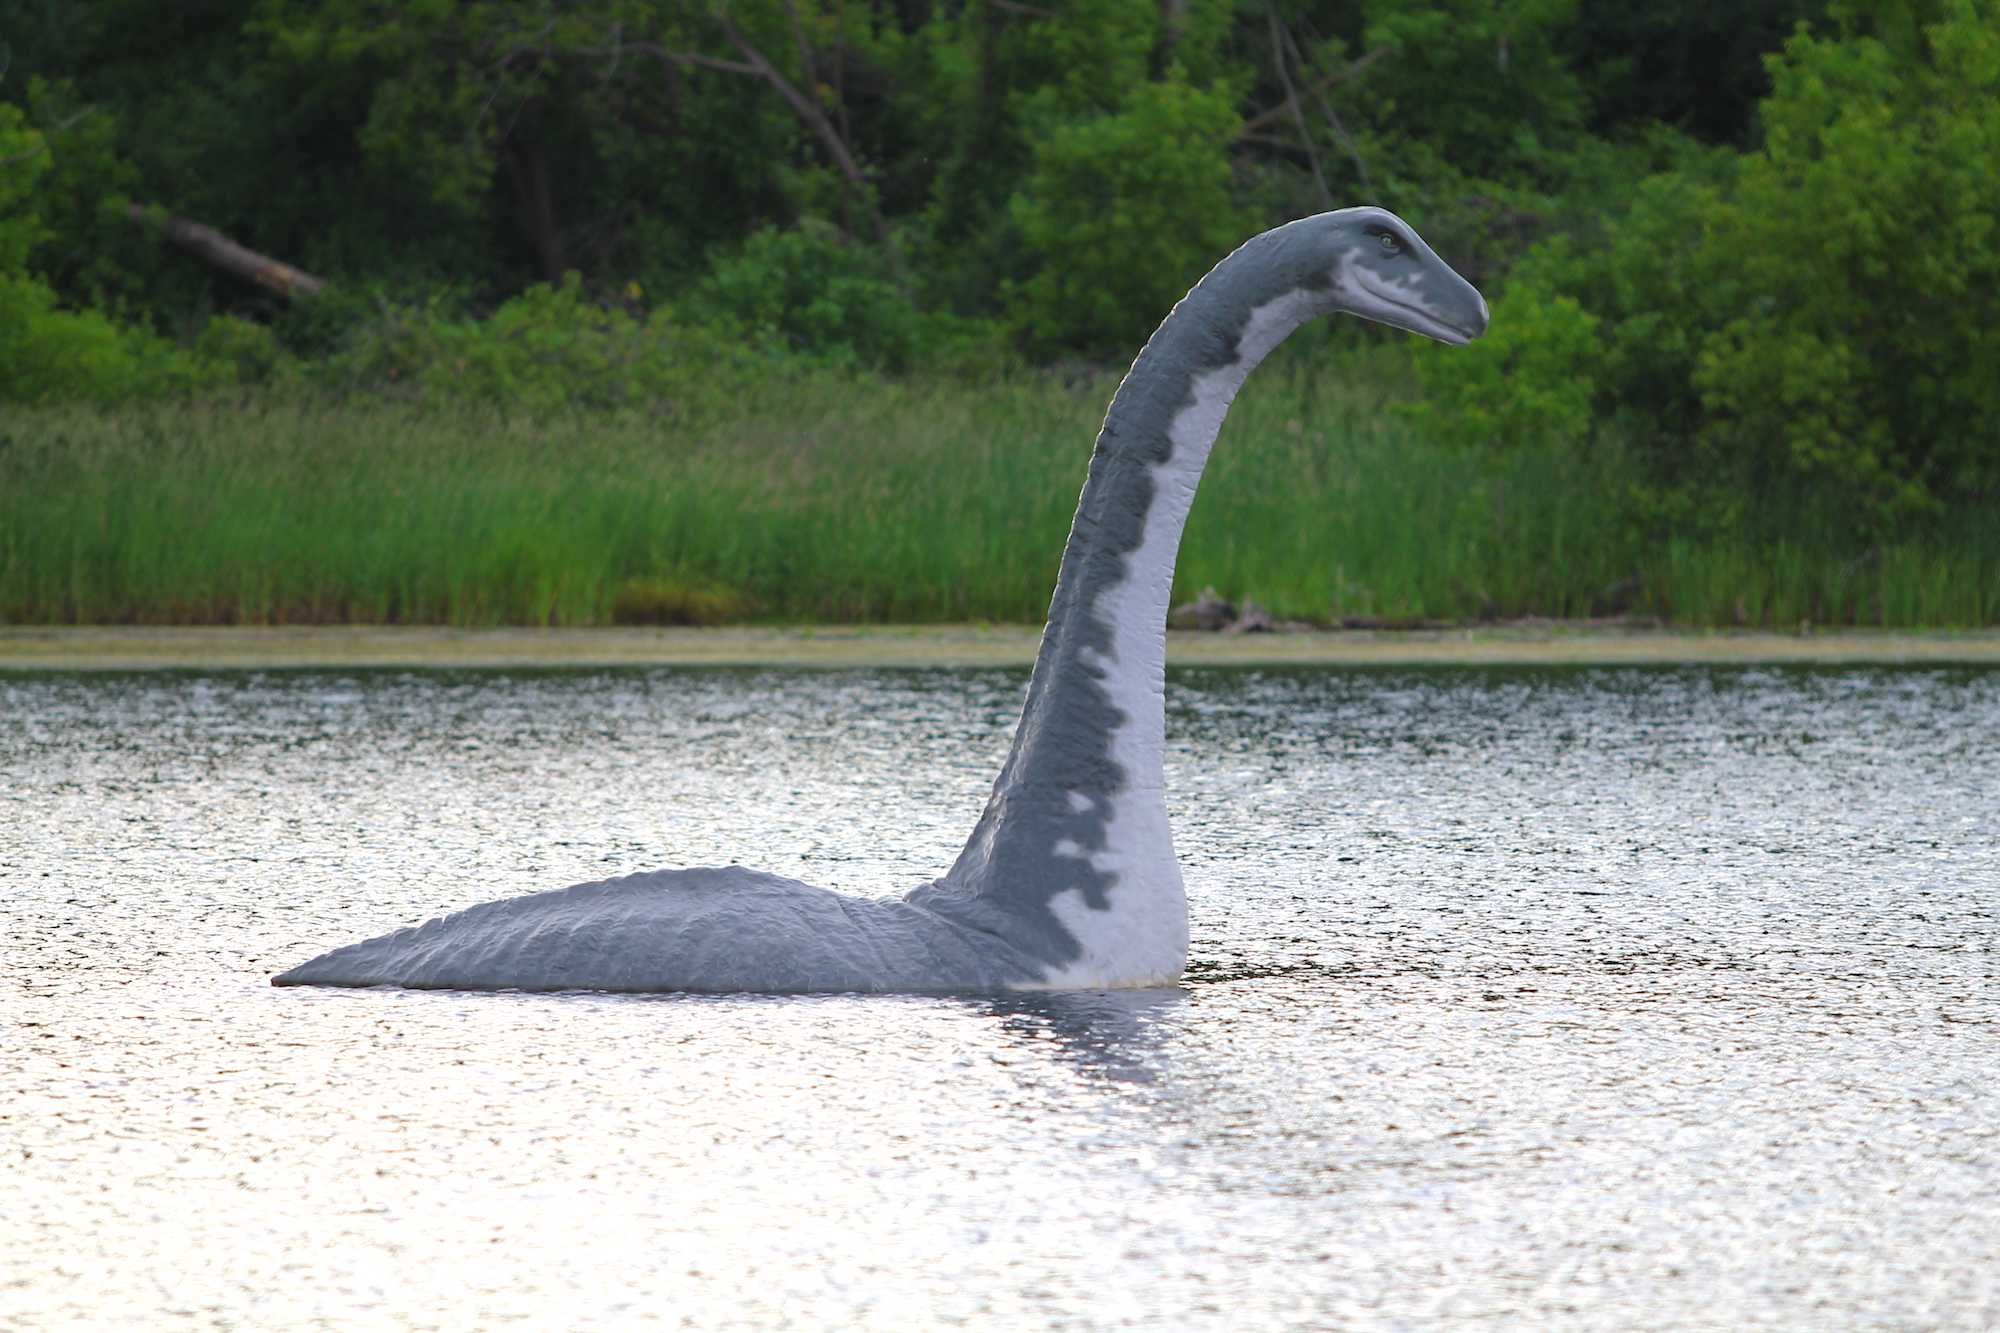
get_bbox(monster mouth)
[1380,297,1476,345]
[1345,271,1486,345]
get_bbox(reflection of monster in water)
[274,208,1488,996]
[979,990,1186,1085]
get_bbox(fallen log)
[127,204,325,298]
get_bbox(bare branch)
[580,41,760,77]
[1239,129,1307,151]
[775,0,820,101]
[1238,42,1389,135]
[1284,24,1373,197]
[1267,4,1330,210]
[833,0,852,145]
[1304,87,1371,196]
[1,107,97,168]
[711,15,893,254]
[587,25,897,262]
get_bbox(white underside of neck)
[1012,289,1330,989]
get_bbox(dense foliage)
[5,0,1994,543]
[1410,0,2000,531]
[6,0,1817,337]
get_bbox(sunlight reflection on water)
[3,666,1997,1331]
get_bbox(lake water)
[3,665,1996,1332]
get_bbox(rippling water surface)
[3,665,1996,1332]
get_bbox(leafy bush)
[1693,0,2000,517]
[0,104,45,274]
[14,78,160,317]
[192,314,294,387]
[319,276,777,415]
[1360,0,1590,182]
[1007,79,1256,355]
[683,222,918,371]
[1397,263,1601,456]
[0,275,181,403]
[1411,0,2000,528]
[0,102,203,403]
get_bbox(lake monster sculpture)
[275,207,1488,994]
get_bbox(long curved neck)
[920,238,1338,986]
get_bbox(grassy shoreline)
[5,359,1995,630]
[6,623,1999,671]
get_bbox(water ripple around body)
[2,665,1996,1331]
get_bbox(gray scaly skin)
[273,207,1487,994]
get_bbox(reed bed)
[3,359,1994,628]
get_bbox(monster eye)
[1378,233,1402,255]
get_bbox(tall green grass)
[2,356,1995,627]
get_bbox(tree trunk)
[501,121,570,284]
[1155,0,1190,74]
[127,205,326,297]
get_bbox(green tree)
[1694,0,2000,516]
[1413,0,2000,525]
[0,100,184,401]
[1,0,1886,370]
[249,0,809,285]
[1565,0,1830,145]
[8,77,176,321]
[1006,78,1255,354]
[0,104,47,274]
[1360,0,1590,181]
[890,0,1237,317]
[680,219,922,369]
